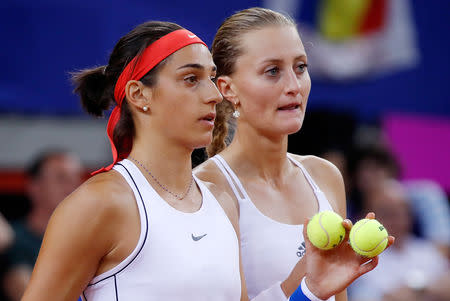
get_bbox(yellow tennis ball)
[307,211,345,250]
[350,218,388,258]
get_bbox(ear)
[125,80,152,111]
[216,75,238,105]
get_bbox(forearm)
[334,289,347,301]
[281,256,307,296]
[250,277,331,301]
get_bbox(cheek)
[239,80,278,112]
[301,73,311,98]
[157,91,190,120]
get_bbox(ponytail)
[71,66,113,117]
[72,64,134,160]
[206,100,234,157]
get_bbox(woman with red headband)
[21,21,238,301]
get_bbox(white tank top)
[211,154,335,300]
[81,159,241,301]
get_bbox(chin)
[281,120,303,135]
[191,134,213,149]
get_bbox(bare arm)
[299,155,395,300]
[22,174,131,301]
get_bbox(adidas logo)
[297,242,306,258]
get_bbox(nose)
[285,69,301,97]
[204,80,223,105]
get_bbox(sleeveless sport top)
[81,159,241,301]
[211,154,335,300]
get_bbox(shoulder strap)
[211,155,247,202]
[287,154,320,191]
[287,154,334,212]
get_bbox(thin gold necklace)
[128,156,194,200]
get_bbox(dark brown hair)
[72,21,183,157]
[27,148,75,179]
[207,7,296,157]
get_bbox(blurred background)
[0,0,449,300]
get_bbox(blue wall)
[1,0,449,121]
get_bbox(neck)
[129,131,193,196]
[226,122,291,183]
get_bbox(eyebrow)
[260,55,307,64]
[177,63,217,72]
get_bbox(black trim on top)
[87,163,150,286]
[82,291,87,301]
[114,275,119,301]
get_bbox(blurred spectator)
[0,213,13,254]
[0,213,14,301]
[321,147,351,194]
[348,179,450,301]
[347,144,450,259]
[403,180,450,259]
[1,149,82,301]
[347,145,399,220]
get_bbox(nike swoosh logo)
[191,233,207,241]
[188,34,196,38]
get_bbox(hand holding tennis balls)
[349,218,389,258]
[306,211,346,250]
[302,212,387,299]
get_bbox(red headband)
[93,29,207,175]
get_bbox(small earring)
[142,106,149,112]
[232,110,240,118]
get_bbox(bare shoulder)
[23,170,136,299]
[194,159,226,187]
[46,169,135,255]
[290,154,343,183]
[194,159,239,207]
[58,170,133,219]
[289,153,346,216]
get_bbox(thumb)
[303,218,315,250]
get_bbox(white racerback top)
[81,159,241,301]
[211,154,335,300]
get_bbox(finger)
[365,212,375,219]
[358,256,379,276]
[342,219,353,230]
[385,236,395,249]
[303,218,309,237]
[303,218,312,248]
[342,219,352,241]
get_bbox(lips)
[200,112,216,122]
[277,103,300,110]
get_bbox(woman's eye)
[265,67,279,76]
[184,75,198,84]
[297,63,308,73]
